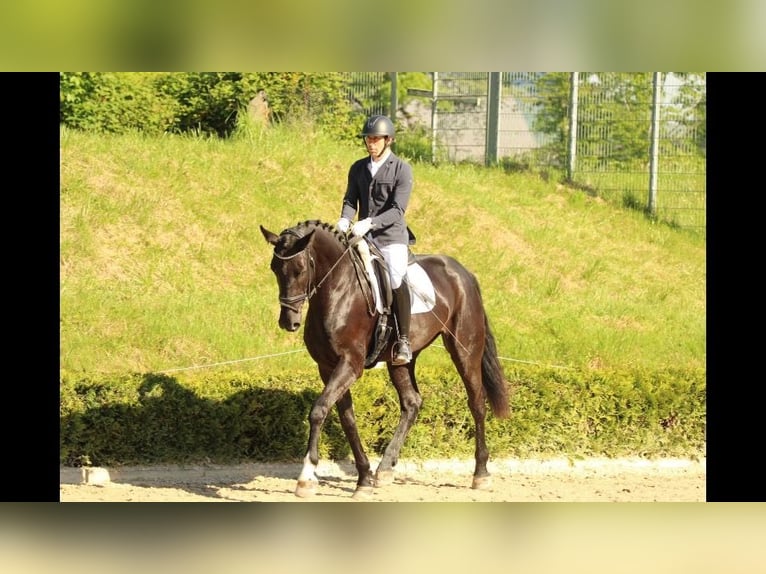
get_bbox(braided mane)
[291,219,348,246]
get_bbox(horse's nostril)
[285,323,299,332]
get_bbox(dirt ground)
[59,457,705,502]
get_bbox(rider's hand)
[336,218,351,233]
[351,218,373,237]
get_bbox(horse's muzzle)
[279,309,302,332]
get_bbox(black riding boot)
[392,284,412,365]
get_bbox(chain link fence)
[343,72,706,235]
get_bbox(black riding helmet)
[359,114,395,140]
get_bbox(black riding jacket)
[340,151,413,248]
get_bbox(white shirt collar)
[368,149,391,177]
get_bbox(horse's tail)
[481,314,511,418]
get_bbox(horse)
[260,219,510,499]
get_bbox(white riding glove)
[336,217,351,233]
[351,218,373,237]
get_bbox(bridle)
[272,228,359,313]
[272,229,316,314]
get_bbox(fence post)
[431,72,439,163]
[389,72,398,121]
[648,72,661,217]
[485,73,501,166]
[567,72,579,182]
[389,72,398,153]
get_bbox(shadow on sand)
[60,372,356,500]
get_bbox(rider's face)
[364,135,388,159]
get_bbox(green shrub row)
[60,72,359,140]
[60,366,705,467]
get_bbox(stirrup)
[392,337,412,365]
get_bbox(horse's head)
[260,224,316,331]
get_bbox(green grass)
[60,123,705,377]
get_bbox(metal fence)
[343,72,706,235]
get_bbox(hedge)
[60,366,705,467]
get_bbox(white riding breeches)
[378,243,408,289]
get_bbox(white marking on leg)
[297,453,318,482]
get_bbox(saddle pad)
[367,260,436,315]
[406,262,436,314]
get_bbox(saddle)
[347,236,416,369]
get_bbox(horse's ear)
[292,229,315,253]
[260,225,279,246]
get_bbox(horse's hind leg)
[375,362,422,486]
[465,390,492,490]
[443,336,492,490]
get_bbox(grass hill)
[60,124,705,377]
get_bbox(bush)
[60,366,705,466]
[60,72,361,141]
[59,72,179,135]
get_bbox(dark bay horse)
[260,220,510,499]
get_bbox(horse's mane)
[291,219,348,246]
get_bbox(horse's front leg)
[295,360,370,499]
[295,450,320,498]
[335,390,375,499]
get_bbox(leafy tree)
[662,72,706,156]
[530,72,571,168]
[345,72,391,116]
[532,72,705,171]
[535,72,653,169]
[579,72,654,166]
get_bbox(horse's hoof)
[295,480,318,498]
[375,470,395,486]
[471,475,493,490]
[351,485,375,500]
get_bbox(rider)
[336,114,414,365]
